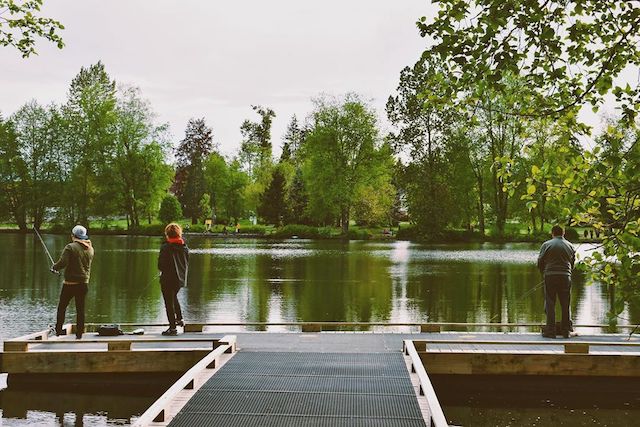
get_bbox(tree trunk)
[341,206,349,234]
[477,175,485,236]
[531,209,537,234]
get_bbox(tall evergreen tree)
[285,167,309,225]
[280,114,302,163]
[258,166,286,225]
[174,118,214,224]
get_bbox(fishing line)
[135,272,161,303]
[488,279,545,323]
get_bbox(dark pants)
[161,282,183,329]
[56,283,88,337]
[544,275,571,334]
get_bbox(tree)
[11,100,57,229]
[285,167,309,225]
[303,94,392,233]
[418,0,640,125]
[63,61,117,224]
[174,118,214,224]
[0,114,28,229]
[239,105,276,178]
[159,194,182,224]
[280,115,303,163]
[258,166,286,226]
[523,122,640,316]
[198,193,212,223]
[223,159,249,223]
[387,57,458,236]
[203,152,229,222]
[0,0,64,57]
[108,86,172,228]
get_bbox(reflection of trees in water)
[3,236,632,327]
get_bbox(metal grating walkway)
[168,352,426,427]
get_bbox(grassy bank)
[0,220,597,243]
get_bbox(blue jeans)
[544,275,571,334]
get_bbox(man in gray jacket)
[537,225,576,338]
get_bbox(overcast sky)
[1,0,434,157]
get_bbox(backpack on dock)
[97,324,124,336]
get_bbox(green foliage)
[0,115,27,228]
[239,105,276,179]
[224,159,250,222]
[280,115,303,164]
[523,121,640,307]
[107,86,172,228]
[258,166,286,226]
[63,61,118,224]
[174,118,214,224]
[158,195,182,224]
[302,94,393,233]
[418,0,640,125]
[270,224,331,239]
[0,0,64,57]
[198,193,212,223]
[285,167,309,225]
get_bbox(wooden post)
[184,323,204,333]
[420,324,441,333]
[302,324,322,332]
[3,342,28,352]
[108,341,132,351]
[564,343,590,354]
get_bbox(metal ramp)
[168,352,427,427]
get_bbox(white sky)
[0,0,434,158]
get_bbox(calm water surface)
[0,233,638,425]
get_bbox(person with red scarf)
[158,223,189,335]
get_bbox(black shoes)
[162,328,178,336]
[176,320,184,327]
[541,331,556,339]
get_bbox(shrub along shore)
[0,221,597,244]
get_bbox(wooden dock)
[2,323,640,426]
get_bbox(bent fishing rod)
[33,226,60,274]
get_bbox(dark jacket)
[537,236,575,277]
[158,240,189,287]
[52,239,94,284]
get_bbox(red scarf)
[166,237,184,245]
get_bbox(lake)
[0,233,637,425]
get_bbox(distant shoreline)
[0,228,602,244]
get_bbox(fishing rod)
[33,226,60,274]
[488,279,545,323]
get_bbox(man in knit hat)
[51,225,95,339]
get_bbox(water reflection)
[1,235,638,342]
[1,234,639,425]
